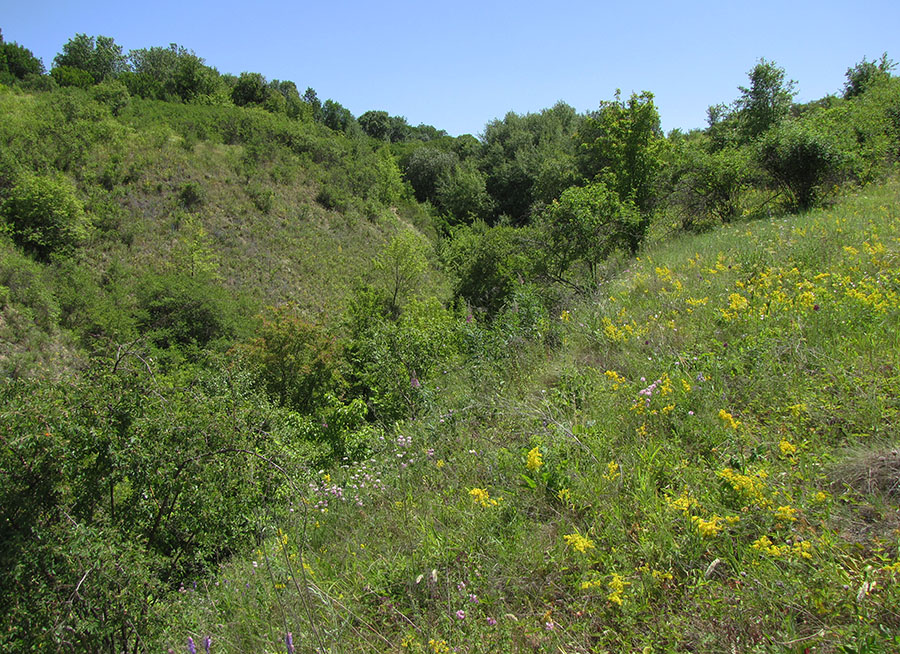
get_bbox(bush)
[1,172,90,260]
[758,122,845,210]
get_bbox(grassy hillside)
[147,177,900,652]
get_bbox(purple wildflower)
[486,617,497,626]
[203,636,211,653]
[285,632,294,654]
[455,609,466,620]
[187,637,196,654]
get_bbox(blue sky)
[3,1,898,136]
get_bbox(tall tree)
[54,34,126,83]
[735,59,795,140]
[843,53,896,98]
[577,91,664,249]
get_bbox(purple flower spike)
[203,636,211,653]
[187,637,196,654]
[285,632,294,654]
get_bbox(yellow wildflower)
[692,515,724,538]
[774,505,797,522]
[526,446,543,472]
[469,487,499,507]
[718,409,740,430]
[779,440,797,457]
[563,532,595,554]
[603,461,621,482]
[607,573,630,606]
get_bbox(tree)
[374,229,430,317]
[735,59,796,140]
[127,44,220,101]
[843,53,896,98]
[0,31,45,82]
[758,121,844,211]
[577,91,664,249]
[231,71,270,106]
[403,146,459,202]
[239,304,343,413]
[54,34,126,83]
[359,110,391,140]
[538,181,639,284]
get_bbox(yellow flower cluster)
[563,532,596,554]
[604,370,626,390]
[469,487,500,507]
[692,515,724,538]
[718,468,770,507]
[752,535,813,559]
[773,505,797,522]
[718,409,740,430]
[665,491,698,514]
[603,461,621,482]
[607,573,631,605]
[526,446,543,472]
[779,439,798,457]
[428,639,450,653]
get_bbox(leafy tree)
[303,86,323,121]
[670,141,752,227]
[232,71,270,106]
[239,304,344,413]
[54,34,126,83]
[91,79,130,115]
[127,44,220,101]
[0,31,45,82]
[735,59,796,140]
[50,65,94,88]
[404,146,459,202]
[758,121,844,210]
[434,161,494,224]
[374,229,430,317]
[359,110,391,140]
[577,91,664,249]
[1,172,90,260]
[538,181,639,284]
[321,99,357,133]
[843,53,896,98]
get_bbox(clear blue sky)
[3,0,898,136]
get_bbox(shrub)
[238,304,344,414]
[758,122,845,210]
[1,172,90,260]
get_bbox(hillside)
[2,34,900,653]
[142,176,900,652]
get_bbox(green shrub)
[238,304,344,414]
[1,172,90,260]
[758,122,845,210]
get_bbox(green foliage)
[670,142,753,227]
[91,78,130,115]
[445,223,541,317]
[758,121,845,210]
[50,65,94,88]
[0,36,45,82]
[735,58,796,140]
[403,145,459,202]
[374,229,431,317]
[433,160,494,224]
[359,109,391,140]
[54,34,126,83]
[539,181,640,284]
[135,271,240,349]
[231,71,270,107]
[1,171,90,260]
[843,53,896,99]
[480,102,582,224]
[577,91,664,248]
[238,304,343,414]
[126,44,221,102]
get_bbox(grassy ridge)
[155,178,900,652]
